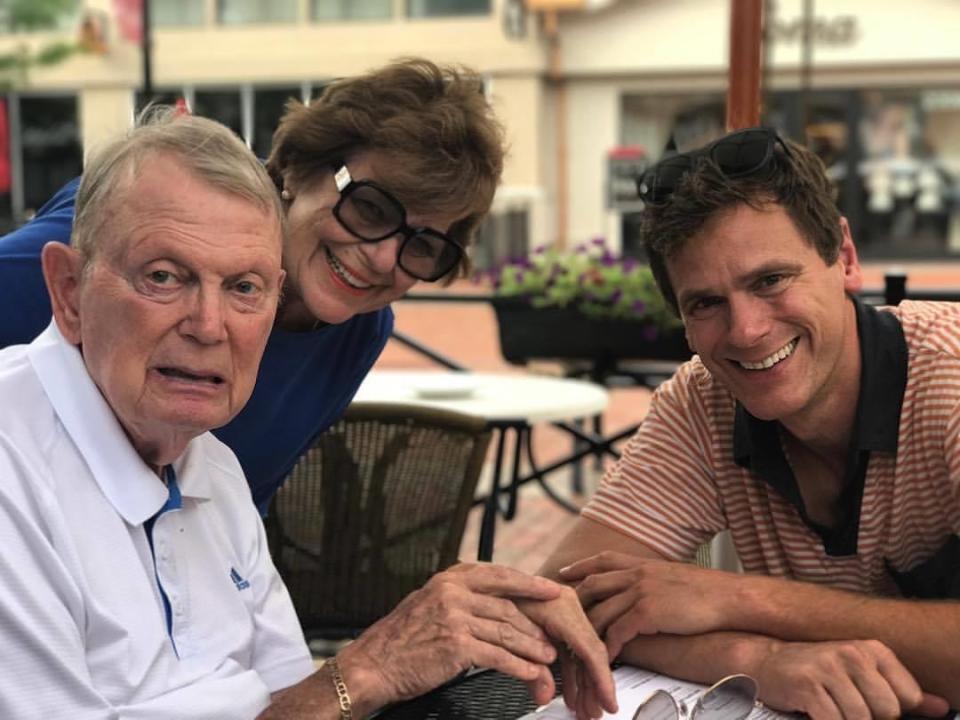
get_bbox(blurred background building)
[1,0,959,268]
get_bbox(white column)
[78,87,136,164]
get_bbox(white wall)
[565,79,620,250]
[558,0,960,75]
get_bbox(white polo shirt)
[0,324,315,719]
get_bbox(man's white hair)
[72,106,283,262]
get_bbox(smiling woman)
[0,57,506,514]
[267,59,503,330]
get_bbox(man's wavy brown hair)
[641,136,842,312]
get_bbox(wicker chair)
[265,402,491,641]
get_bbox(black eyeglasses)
[632,674,759,720]
[636,127,793,205]
[332,165,463,282]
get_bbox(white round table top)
[353,370,609,424]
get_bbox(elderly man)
[0,111,614,720]
[542,128,959,718]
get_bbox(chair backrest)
[265,402,491,640]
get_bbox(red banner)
[0,100,10,195]
[113,0,144,44]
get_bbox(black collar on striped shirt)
[732,295,908,557]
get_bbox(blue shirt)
[0,177,393,514]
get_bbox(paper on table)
[518,666,796,720]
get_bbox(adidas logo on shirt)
[229,567,250,591]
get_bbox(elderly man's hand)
[560,551,734,658]
[515,586,618,720]
[754,639,949,720]
[336,563,613,716]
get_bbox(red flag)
[0,100,10,195]
[113,0,143,44]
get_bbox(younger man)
[544,128,959,717]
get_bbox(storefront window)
[474,208,528,271]
[153,0,206,27]
[218,0,297,25]
[855,90,960,256]
[20,95,81,218]
[313,0,392,21]
[773,88,960,259]
[406,0,490,18]
[619,87,960,261]
[619,92,725,258]
[252,87,300,159]
[193,88,243,137]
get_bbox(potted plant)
[483,238,690,366]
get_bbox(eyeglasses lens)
[339,184,404,240]
[693,675,758,720]
[710,130,775,178]
[400,232,460,281]
[336,180,461,281]
[632,690,680,720]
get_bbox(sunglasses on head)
[636,127,793,205]
[632,674,759,720]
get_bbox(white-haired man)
[0,111,615,720]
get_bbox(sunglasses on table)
[332,165,463,282]
[632,674,759,720]
[636,127,794,206]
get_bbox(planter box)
[491,297,691,366]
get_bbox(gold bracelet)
[326,656,353,720]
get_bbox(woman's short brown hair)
[641,136,842,313]
[266,57,505,280]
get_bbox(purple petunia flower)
[610,290,623,303]
[632,300,646,314]
[600,251,618,267]
[622,257,639,271]
[591,236,606,247]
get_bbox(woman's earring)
[281,189,292,201]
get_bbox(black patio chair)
[265,402,491,641]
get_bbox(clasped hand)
[341,562,617,719]
[560,551,733,658]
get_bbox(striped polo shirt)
[583,298,960,597]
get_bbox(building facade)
[2,0,960,264]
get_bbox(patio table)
[353,370,609,561]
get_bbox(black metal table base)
[474,419,634,561]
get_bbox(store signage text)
[769,4,859,47]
